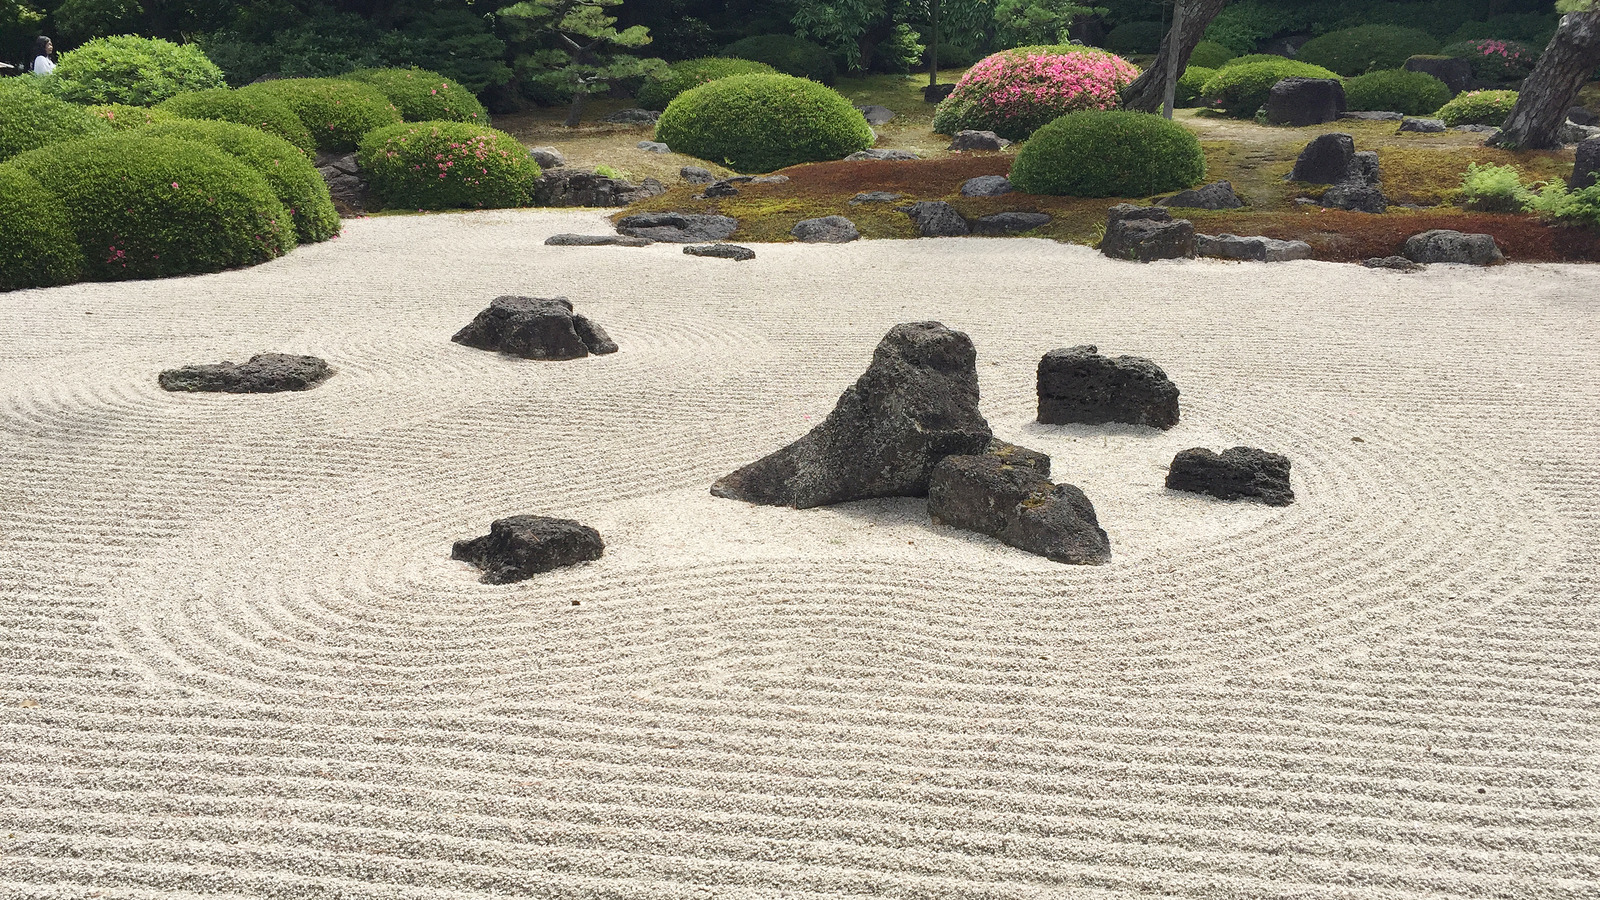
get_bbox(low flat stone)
[846,148,919,161]
[1363,255,1425,272]
[948,130,1011,152]
[1403,229,1503,265]
[534,169,663,207]
[750,175,790,184]
[616,211,738,243]
[1159,180,1244,209]
[850,191,904,204]
[451,296,616,360]
[855,104,895,126]
[685,243,755,261]
[1100,205,1195,262]
[1321,181,1387,213]
[928,450,1111,565]
[903,200,969,236]
[960,175,1013,197]
[1399,117,1446,133]
[1197,233,1313,262]
[972,212,1051,235]
[159,353,331,393]
[791,215,860,243]
[1037,344,1179,429]
[528,146,565,168]
[544,233,653,247]
[1454,124,1500,134]
[1339,110,1404,121]
[636,140,670,152]
[603,108,659,125]
[1166,447,1294,506]
[452,515,604,584]
[700,180,740,198]
[680,165,715,184]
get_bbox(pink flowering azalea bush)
[932,45,1140,141]
[343,68,487,124]
[357,121,540,210]
[1442,39,1538,83]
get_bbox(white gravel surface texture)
[1,209,1597,899]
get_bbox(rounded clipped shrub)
[1200,58,1340,118]
[357,120,541,210]
[1296,25,1439,76]
[342,68,487,124]
[237,78,401,152]
[1104,21,1166,55]
[8,134,293,281]
[1435,89,1518,127]
[43,35,226,105]
[159,88,316,156]
[931,45,1140,141]
[636,57,779,110]
[1176,66,1216,108]
[1343,69,1451,117]
[655,73,873,174]
[1218,53,1296,69]
[1187,40,1235,69]
[1442,39,1538,83]
[137,119,339,244]
[1447,13,1559,48]
[87,104,181,131]
[720,34,837,85]
[0,78,110,162]
[1011,110,1205,198]
[0,165,84,291]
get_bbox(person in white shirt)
[32,36,54,75]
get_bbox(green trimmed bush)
[86,104,181,131]
[342,68,487,124]
[1447,13,1559,48]
[0,165,84,291]
[8,134,293,281]
[42,35,226,105]
[1200,58,1340,118]
[1435,89,1518,127]
[1296,25,1439,76]
[720,35,838,85]
[237,78,401,152]
[1010,110,1205,198]
[1218,53,1295,69]
[158,88,316,157]
[931,45,1139,140]
[1343,69,1451,117]
[655,73,873,174]
[357,121,541,210]
[1176,67,1216,108]
[1187,41,1235,69]
[1442,39,1538,83]
[0,79,110,162]
[1104,21,1166,55]
[636,57,780,111]
[137,120,339,244]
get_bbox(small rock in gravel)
[1037,344,1179,429]
[972,212,1051,235]
[685,244,755,261]
[960,175,1013,197]
[528,146,566,168]
[1166,447,1294,506]
[846,148,919,161]
[452,515,604,584]
[636,140,670,152]
[929,449,1111,565]
[1363,255,1425,272]
[545,233,654,247]
[791,216,860,243]
[451,296,616,360]
[159,353,332,393]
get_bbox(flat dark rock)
[791,215,860,243]
[1100,205,1195,262]
[973,212,1051,235]
[960,175,1014,197]
[1399,117,1446,133]
[856,104,895,126]
[159,353,332,393]
[1037,344,1179,429]
[924,83,957,103]
[1197,233,1313,262]
[1363,255,1425,272]
[711,322,992,509]
[452,515,604,584]
[1403,229,1503,265]
[929,450,1111,565]
[545,233,654,247]
[903,200,969,237]
[850,191,904,204]
[1404,55,1471,94]
[680,165,715,184]
[603,108,659,125]
[948,130,1011,152]
[451,296,616,360]
[534,168,665,208]
[1159,181,1244,210]
[685,243,755,260]
[1166,447,1294,506]
[1321,182,1387,213]
[846,148,919,161]
[616,211,738,243]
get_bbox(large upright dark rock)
[1288,133,1356,184]
[928,449,1111,565]
[1571,136,1600,189]
[451,296,617,360]
[1100,205,1196,262]
[452,515,605,584]
[1404,55,1472,95]
[711,322,992,509]
[1037,345,1180,429]
[1264,77,1347,126]
[1166,447,1294,506]
[616,212,738,243]
[159,354,332,393]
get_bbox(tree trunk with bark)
[1490,11,1600,149]
[1122,0,1228,113]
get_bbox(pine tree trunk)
[564,90,588,128]
[1122,0,1228,113]
[1490,12,1600,150]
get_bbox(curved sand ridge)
[1,210,1596,898]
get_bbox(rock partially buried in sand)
[712,322,993,509]
[1037,345,1180,429]
[929,447,1111,565]
[972,212,1051,235]
[452,515,604,584]
[545,233,654,247]
[903,201,969,237]
[685,243,755,260]
[791,216,860,243]
[1197,233,1313,262]
[616,211,738,243]
[1099,205,1195,262]
[452,296,617,360]
[159,353,332,393]
[1166,447,1294,506]
[1403,229,1503,265]
[1363,255,1424,272]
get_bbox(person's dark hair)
[34,36,52,58]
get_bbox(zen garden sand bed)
[1,208,1596,898]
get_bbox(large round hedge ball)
[8,134,294,281]
[655,73,873,174]
[0,78,109,162]
[0,165,84,291]
[1296,25,1439,77]
[357,121,541,210]
[342,68,487,124]
[237,78,402,152]
[1010,110,1205,198]
[43,35,226,105]
[159,88,316,156]
[636,57,780,111]
[137,119,339,244]
[1435,89,1519,127]
[1200,58,1341,118]
[1343,69,1451,117]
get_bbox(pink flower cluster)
[955,50,1140,121]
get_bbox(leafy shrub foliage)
[1457,162,1533,212]
[0,165,84,291]
[1218,53,1299,69]
[8,134,293,281]
[87,104,180,131]
[1187,41,1236,69]
[343,67,487,124]
[1010,110,1205,198]
[1175,66,1216,108]
[655,73,873,174]
[1435,89,1518,127]
[357,121,541,210]
[1200,58,1340,118]
[137,120,339,244]
[1442,39,1538,83]
[158,88,316,156]
[1343,69,1451,116]
[1528,182,1600,227]
[43,35,226,105]
[636,57,779,111]
[0,79,110,162]
[1295,25,1439,76]
[720,35,838,85]
[238,78,402,152]
[1104,21,1166,55]
[1447,13,1560,47]
[931,45,1140,141]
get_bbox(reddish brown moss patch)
[1188,207,1600,262]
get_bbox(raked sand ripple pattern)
[1,210,1597,899]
